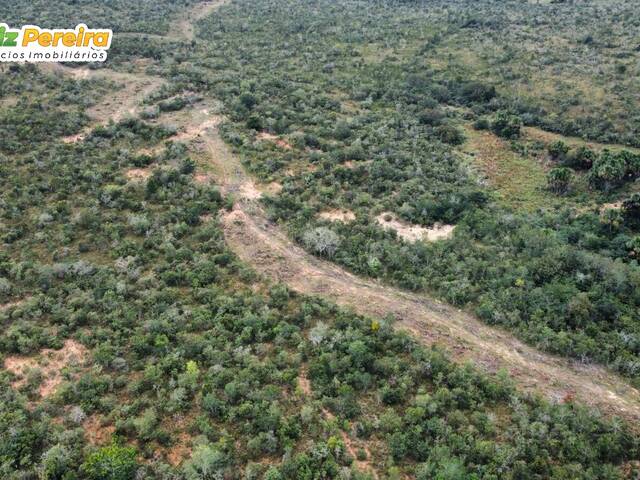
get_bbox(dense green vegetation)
[184,0,640,384]
[3,0,199,33]
[1,73,639,476]
[3,0,640,478]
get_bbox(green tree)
[589,150,626,191]
[566,145,596,169]
[81,444,138,480]
[182,444,228,480]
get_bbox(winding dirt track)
[219,198,640,426]
[193,119,640,427]
[45,0,640,427]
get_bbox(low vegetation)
[2,0,640,478]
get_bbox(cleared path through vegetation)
[218,189,640,427]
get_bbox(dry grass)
[523,126,640,154]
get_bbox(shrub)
[435,125,465,145]
[81,444,138,480]
[548,140,569,162]
[303,227,340,257]
[566,145,596,169]
[182,444,228,480]
[491,111,521,139]
[589,150,627,191]
[547,167,573,195]
[623,194,640,227]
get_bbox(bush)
[566,145,595,170]
[435,125,465,145]
[81,444,138,480]
[491,111,521,139]
[623,194,640,227]
[547,167,573,195]
[182,444,228,480]
[303,227,340,257]
[589,150,627,191]
[548,140,570,162]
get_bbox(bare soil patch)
[41,64,165,144]
[125,168,153,181]
[601,201,623,211]
[298,367,312,396]
[376,212,454,242]
[257,131,293,150]
[61,133,86,144]
[265,182,283,195]
[342,160,371,169]
[84,414,116,446]
[171,116,221,143]
[319,209,356,223]
[171,0,228,42]
[194,173,212,184]
[167,432,192,466]
[4,339,88,398]
[0,298,25,312]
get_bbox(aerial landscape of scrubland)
[2,0,640,478]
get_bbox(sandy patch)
[240,183,263,200]
[319,209,355,223]
[171,117,221,143]
[4,339,88,397]
[298,367,312,396]
[61,133,86,144]
[84,414,116,446]
[257,132,292,150]
[0,95,19,109]
[342,160,371,169]
[265,182,283,195]
[376,212,454,242]
[226,182,263,201]
[601,201,623,211]
[125,168,152,181]
[284,163,318,177]
[194,173,212,184]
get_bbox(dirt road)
[185,117,640,426]
[219,197,640,425]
